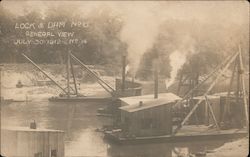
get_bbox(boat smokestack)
[132,77,134,83]
[121,55,126,93]
[154,61,158,99]
[139,101,143,107]
[30,120,37,129]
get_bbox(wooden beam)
[0,65,2,154]
[222,58,237,122]
[205,95,220,131]
[69,54,78,95]
[22,53,68,95]
[236,55,241,104]
[66,51,70,97]
[172,51,239,110]
[154,61,158,99]
[204,96,209,125]
[173,51,239,134]
[121,55,126,93]
[70,52,115,95]
[177,70,184,95]
[238,45,249,129]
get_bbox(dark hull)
[104,128,248,145]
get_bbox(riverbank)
[207,137,249,157]
[1,63,115,100]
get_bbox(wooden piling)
[121,55,126,94]
[154,61,158,99]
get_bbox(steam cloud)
[165,35,196,89]
[165,51,186,89]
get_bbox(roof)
[192,92,248,100]
[2,126,64,133]
[193,95,220,100]
[119,93,181,112]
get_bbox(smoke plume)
[2,1,248,81]
[119,3,162,77]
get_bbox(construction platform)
[104,125,248,144]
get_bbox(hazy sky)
[1,0,249,76]
[1,1,249,25]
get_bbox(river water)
[2,100,231,157]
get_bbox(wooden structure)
[187,95,221,125]
[220,95,246,128]
[177,69,201,97]
[1,126,64,157]
[104,45,248,144]
[70,52,116,96]
[22,52,115,102]
[119,93,181,137]
[173,46,249,134]
[23,53,142,102]
[176,93,246,127]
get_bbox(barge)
[104,50,249,145]
[22,53,142,102]
[104,125,248,144]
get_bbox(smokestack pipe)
[121,55,126,93]
[154,61,158,99]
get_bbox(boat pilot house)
[119,93,181,137]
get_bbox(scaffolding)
[173,46,249,134]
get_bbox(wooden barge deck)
[104,125,248,144]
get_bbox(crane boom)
[22,53,68,94]
[70,52,116,95]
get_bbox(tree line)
[0,5,248,79]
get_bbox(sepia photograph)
[0,1,249,157]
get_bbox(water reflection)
[107,140,226,157]
[2,101,229,157]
